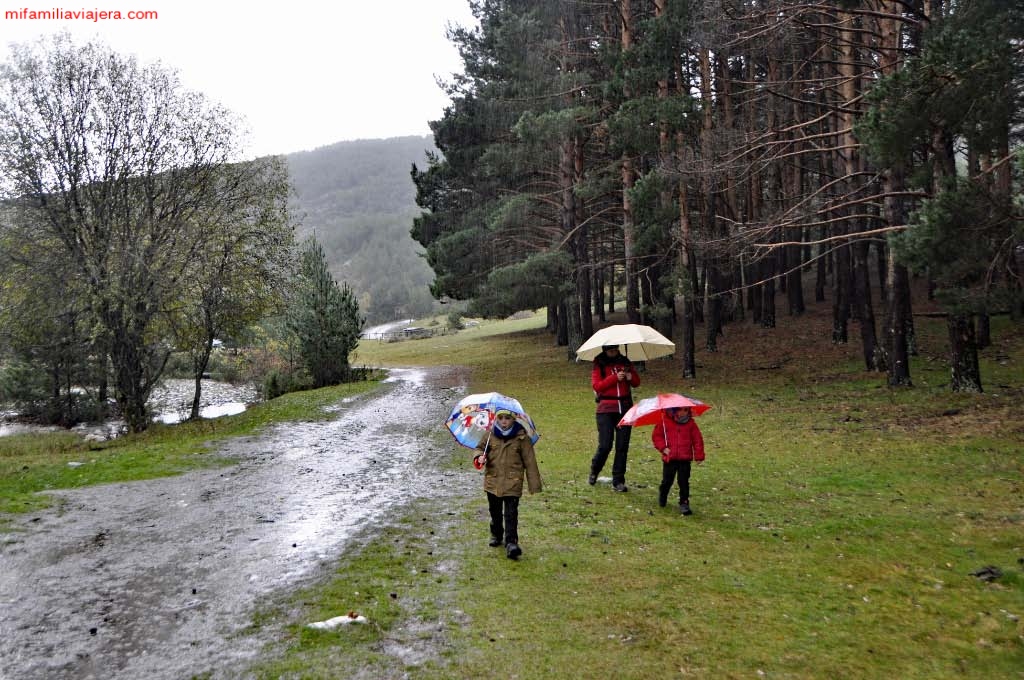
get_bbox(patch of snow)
[307,613,368,629]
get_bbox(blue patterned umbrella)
[445,392,540,449]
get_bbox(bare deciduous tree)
[0,34,290,431]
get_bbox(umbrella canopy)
[576,324,676,361]
[445,392,540,450]
[617,393,710,428]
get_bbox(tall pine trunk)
[948,314,982,392]
[879,4,913,386]
[669,4,696,378]
[556,301,569,346]
[699,47,722,349]
[620,1,641,324]
[883,169,913,386]
[832,243,851,343]
[561,135,585,356]
[853,241,884,370]
[574,138,594,340]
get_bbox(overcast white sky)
[0,1,476,158]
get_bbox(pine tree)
[860,0,1023,392]
[413,0,612,355]
[288,238,363,388]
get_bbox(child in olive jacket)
[473,409,543,559]
[652,407,705,515]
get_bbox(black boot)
[489,519,503,547]
[506,542,522,560]
[658,488,668,508]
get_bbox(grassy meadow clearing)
[258,304,1023,679]
[1,301,1020,679]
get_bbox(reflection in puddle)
[0,422,62,437]
[383,367,427,385]
[252,367,458,585]
[156,402,248,425]
[0,379,257,438]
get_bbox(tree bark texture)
[853,241,884,371]
[948,314,982,392]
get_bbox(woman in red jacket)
[588,345,640,492]
[652,406,705,515]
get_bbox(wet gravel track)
[0,367,471,680]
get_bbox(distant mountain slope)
[286,136,439,324]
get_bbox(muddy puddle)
[0,379,260,440]
[0,366,473,680]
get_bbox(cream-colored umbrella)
[575,324,675,361]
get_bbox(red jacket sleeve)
[691,421,705,461]
[592,361,640,393]
[591,363,619,393]
[652,418,668,451]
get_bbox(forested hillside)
[287,136,440,324]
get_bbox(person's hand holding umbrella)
[660,444,704,466]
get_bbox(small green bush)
[0,359,49,405]
[262,368,313,401]
[446,310,464,330]
[0,359,108,425]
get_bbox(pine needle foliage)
[287,237,364,388]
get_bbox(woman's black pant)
[660,459,692,504]
[591,412,632,485]
[487,492,520,544]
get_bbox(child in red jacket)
[652,407,705,515]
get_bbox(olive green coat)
[476,427,543,497]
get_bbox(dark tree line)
[413,0,1022,391]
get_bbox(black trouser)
[591,411,632,485]
[660,459,692,504]
[487,492,520,544]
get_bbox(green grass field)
[253,307,1023,679]
[2,305,1021,678]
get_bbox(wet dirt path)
[0,366,471,680]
